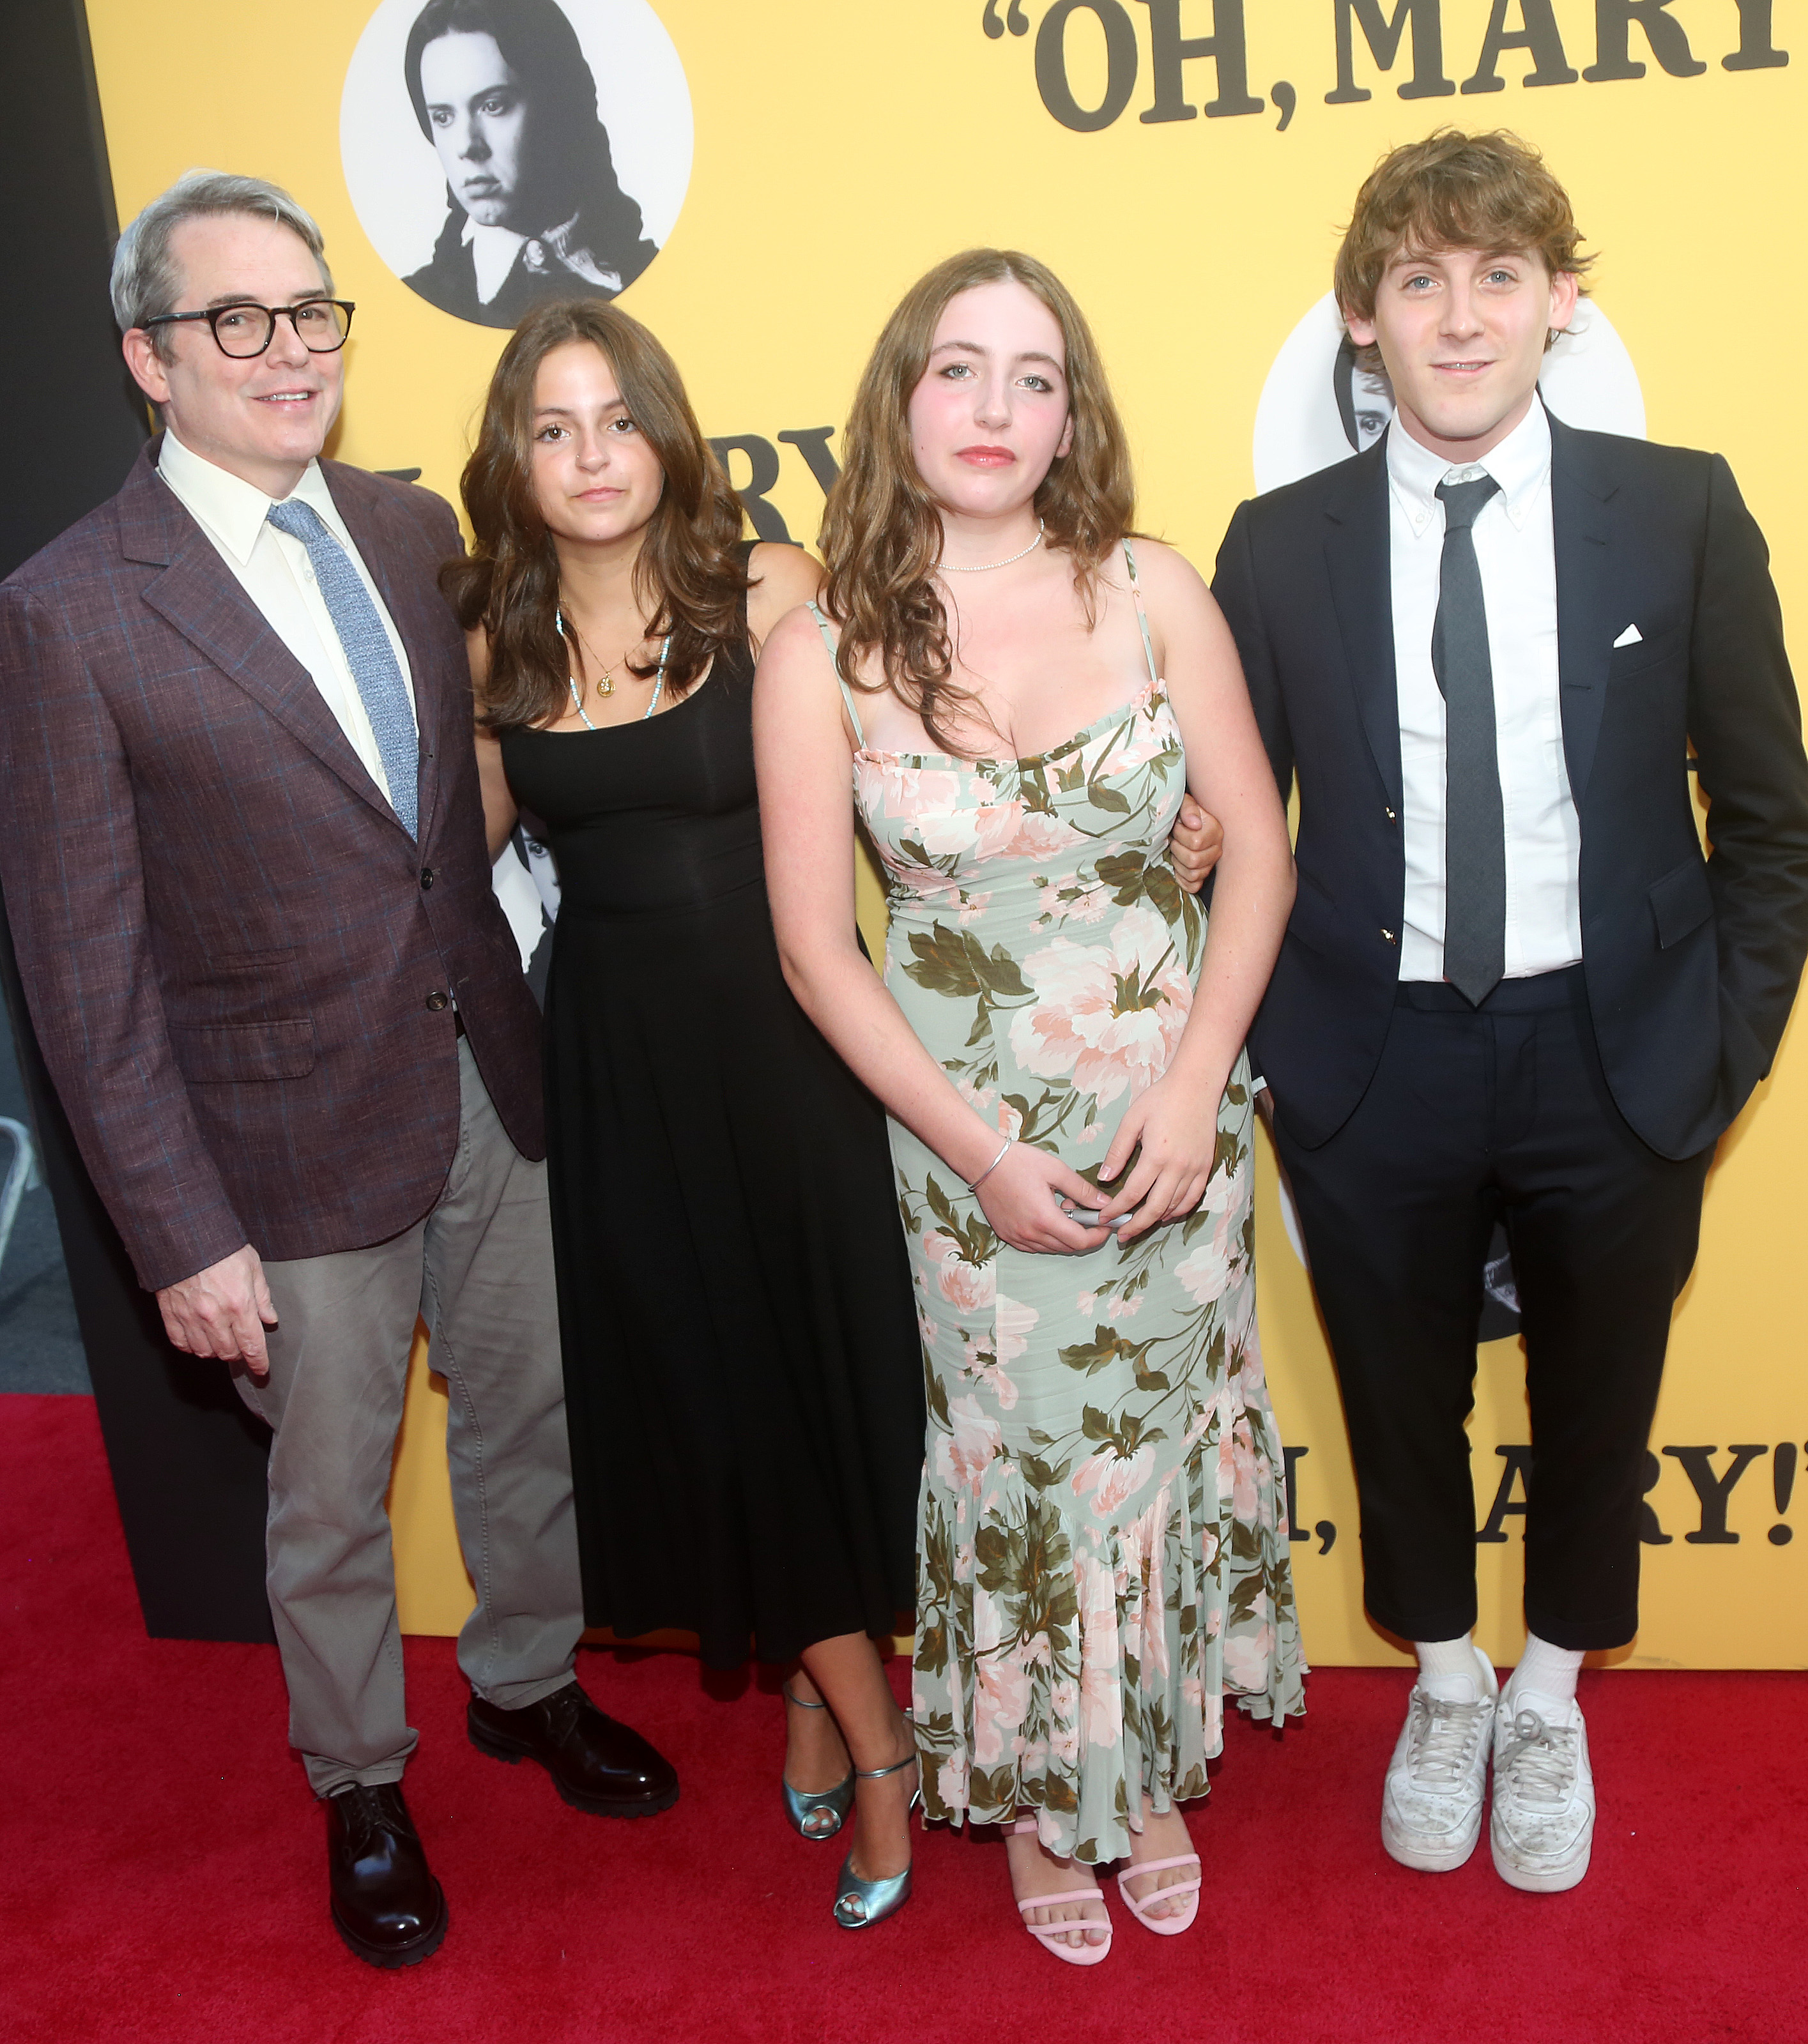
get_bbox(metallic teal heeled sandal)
[832,1753,921,1929]
[780,1684,855,1842]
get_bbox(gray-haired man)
[0,171,676,1965]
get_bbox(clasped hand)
[972,1073,1223,1254]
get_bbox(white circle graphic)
[1252,292,1646,495]
[341,0,692,328]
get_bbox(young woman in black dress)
[447,300,926,1923]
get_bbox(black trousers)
[1273,967,1712,1652]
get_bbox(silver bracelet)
[967,1135,1013,1192]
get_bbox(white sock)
[1506,1631,1584,1708]
[1414,1634,1483,1704]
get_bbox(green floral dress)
[810,550,1305,1866]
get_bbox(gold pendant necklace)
[560,611,639,699]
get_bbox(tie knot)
[266,498,329,544]
[1436,474,1500,532]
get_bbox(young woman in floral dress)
[756,250,1306,1962]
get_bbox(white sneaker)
[1490,1688,1595,1893]
[1381,1646,1499,1872]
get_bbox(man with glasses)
[0,171,676,1966]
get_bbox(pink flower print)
[1219,1414,1268,1529]
[1007,809,1086,862]
[1007,905,1193,1111]
[915,791,1023,862]
[1175,1213,1237,1309]
[1071,1442,1154,1518]
[1204,1691,1224,1746]
[1049,1675,1082,1766]
[1076,1291,1097,1315]
[961,1331,1018,1411]
[995,1290,1039,1364]
[937,1753,969,1809]
[972,1652,1031,1766]
[1112,696,1179,772]
[1077,1552,1124,1751]
[1103,1293,1144,1322]
[923,1228,995,1316]
[936,1394,1002,1497]
[1222,1624,1274,1694]
[956,890,994,927]
[954,1081,1023,1142]
[1199,1525,1219,1571]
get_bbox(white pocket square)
[1613,623,1643,648]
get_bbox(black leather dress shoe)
[468,1681,679,1817]
[325,1782,447,1969]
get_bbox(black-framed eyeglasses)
[141,300,356,359]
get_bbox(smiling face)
[420,29,535,229]
[1345,245,1578,462]
[528,340,665,549]
[123,212,343,499]
[905,279,1075,526]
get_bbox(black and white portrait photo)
[341,0,691,329]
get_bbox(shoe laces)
[333,1783,408,1851]
[538,1683,587,1743]
[1403,1689,1489,1789]
[1497,1708,1579,1809]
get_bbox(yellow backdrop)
[84,0,1807,1666]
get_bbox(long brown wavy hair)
[819,249,1136,754]
[443,298,749,729]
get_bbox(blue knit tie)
[267,498,419,839]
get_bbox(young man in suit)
[0,172,676,1965]
[1213,131,1808,1890]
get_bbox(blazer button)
[1384,806,1397,822]
[420,867,436,890]
[1380,927,1397,945]
[424,990,449,1012]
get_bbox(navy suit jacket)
[0,441,544,1292]
[1213,413,1808,1160]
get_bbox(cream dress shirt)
[1386,400,1583,984]
[155,431,417,809]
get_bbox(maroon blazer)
[0,441,545,1292]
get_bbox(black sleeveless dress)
[500,600,924,1668]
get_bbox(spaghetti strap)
[806,599,866,747]
[1122,541,1159,688]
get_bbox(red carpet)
[3,1391,1804,2044]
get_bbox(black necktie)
[1433,474,1505,1007]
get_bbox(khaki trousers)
[236,1037,581,1794]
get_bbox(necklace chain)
[560,611,671,731]
[937,519,1046,574]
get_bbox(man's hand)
[157,1244,278,1377]
[1168,795,1224,895]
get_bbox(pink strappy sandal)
[1114,1850,1202,1937]
[1009,1819,1113,1967]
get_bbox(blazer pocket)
[169,1019,316,1083]
[1611,625,1687,680]
[1648,857,1713,950]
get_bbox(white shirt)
[156,432,417,809]
[1387,400,1582,983]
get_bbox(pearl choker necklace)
[938,519,1045,574]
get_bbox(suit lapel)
[119,453,401,828]
[325,464,448,847]
[1549,414,1617,805]
[1321,441,1402,811]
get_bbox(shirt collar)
[463,214,527,305]
[1385,395,1552,536]
[157,431,337,565]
